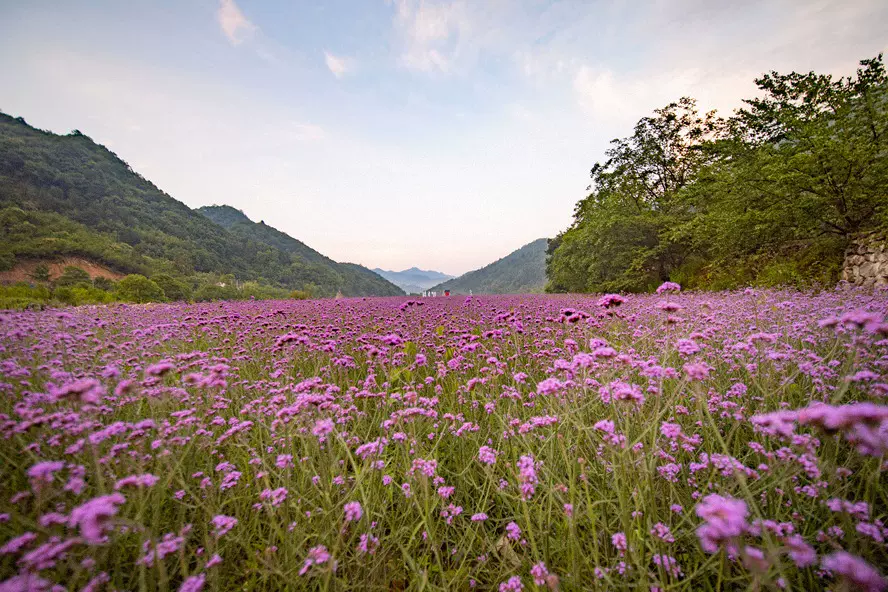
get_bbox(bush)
[30,264,50,282]
[0,282,52,309]
[92,276,116,291]
[53,286,77,305]
[70,286,115,305]
[152,274,192,301]
[290,289,311,300]
[193,283,237,302]
[117,274,165,303]
[54,266,91,287]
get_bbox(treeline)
[547,56,888,293]
[0,264,312,310]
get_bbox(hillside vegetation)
[547,56,888,293]
[431,238,547,295]
[0,113,402,300]
[197,205,403,297]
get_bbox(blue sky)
[2,0,886,275]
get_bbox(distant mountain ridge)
[430,239,548,295]
[0,111,403,298]
[372,267,453,294]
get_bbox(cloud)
[324,52,352,78]
[217,0,256,46]
[390,0,471,72]
[282,121,326,142]
[568,0,888,127]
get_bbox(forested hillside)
[198,205,403,297]
[431,238,547,295]
[0,113,402,299]
[547,56,888,293]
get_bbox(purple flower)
[343,501,362,522]
[683,362,711,381]
[516,455,538,500]
[146,361,176,376]
[536,378,566,395]
[656,281,681,294]
[784,534,816,568]
[695,494,748,553]
[259,488,288,507]
[299,545,331,576]
[478,446,498,465]
[54,378,105,404]
[653,554,682,578]
[27,461,65,485]
[211,515,238,538]
[0,532,38,555]
[275,454,294,468]
[821,551,886,592]
[114,474,159,490]
[410,458,438,477]
[68,493,126,544]
[312,418,335,440]
[179,573,205,592]
[530,562,549,586]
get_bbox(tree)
[547,98,716,293]
[684,55,888,285]
[54,265,91,287]
[117,274,165,303]
[151,274,191,301]
[548,55,888,292]
[30,264,50,282]
[724,56,885,232]
[93,276,115,291]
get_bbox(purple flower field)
[1,287,887,591]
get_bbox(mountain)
[430,239,548,295]
[372,267,453,294]
[198,205,403,297]
[0,112,403,297]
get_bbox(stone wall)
[842,230,888,288]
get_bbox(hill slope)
[431,238,548,295]
[0,112,402,297]
[198,205,403,297]
[372,267,453,294]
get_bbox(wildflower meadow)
[1,286,887,591]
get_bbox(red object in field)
[444,290,450,296]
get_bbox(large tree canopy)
[548,56,888,293]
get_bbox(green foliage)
[547,98,715,293]
[0,116,403,298]
[0,282,51,309]
[54,265,91,287]
[92,276,116,291]
[431,238,548,295]
[192,283,238,302]
[198,206,404,297]
[117,274,165,303]
[0,252,14,271]
[548,56,888,292]
[151,273,191,301]
[289,289,311,300]
[30,264,50,282]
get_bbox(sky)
[1,1,886,275]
